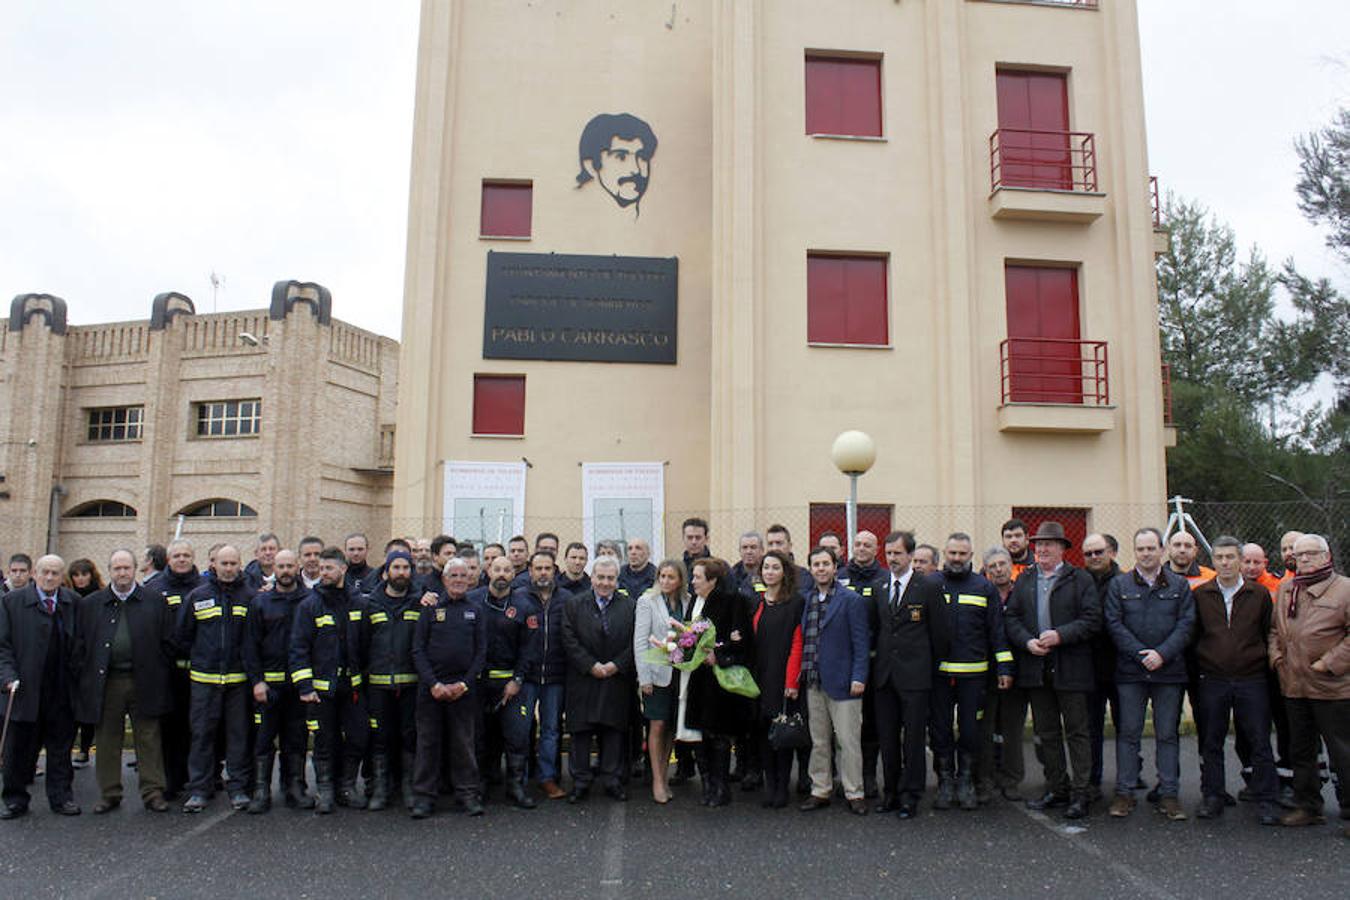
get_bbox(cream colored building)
[395,0,1173,557]
[0,284,398,567]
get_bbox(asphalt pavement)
[1,742,1344,900]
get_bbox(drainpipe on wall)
[46,484,67,555]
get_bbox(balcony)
[989,128,1105,223]
[974,0,1098,7]
[998,337,1115,433]
[1150,175,1171,256]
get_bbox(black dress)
[751,592,805,720]
[683,586,756,737]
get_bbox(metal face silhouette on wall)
[576,113,657,217]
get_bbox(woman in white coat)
[633,558,687,804]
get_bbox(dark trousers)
[1235,673,1293,782]
[478,677,530,784]
[77,722,94,755]
[95,673,165,803]
[1197,675,1277,802]
[875,683,929,800]
[1285,696,1350,814]
[369,687,417,786]
[253,684,307,761]
[1,693,75,811]
[1027,686,1091,795]
[413,690,478,804]
[756,717,796,801]
[186,682,252,796]
[307,686,368,783]
[570,726,623,791]
[162,670,191,797]
[929,676,985,767]
[1115,681,1184,798]
[1088,682,1126,787]
[981,683,1029,791]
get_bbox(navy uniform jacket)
[468,586,542,683]
[244,584,312,689]
[412,593,486,687]
[618,563,657,602]
[525,584,574,685]
[930,569,1014,680]
[175,576,254,687]
[289,582,370,695]
[366,585,423,688]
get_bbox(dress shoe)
[1108,794,1136,818]
[1063,797,1090,820]
[1258,804,1281,826]
[896,799,918,820]
[1145,784,1160,804]
[229,792,250,811]
[847,798,868,815]
[92,799,121,815]
[799,795,830,812]
[182,795,209,814]
[998,786,1022,802]
[1196,796,1225,819]
[1157,796,1187,821]
[72,751,91,769]
[604,785,628,802]
[1237,787,1256,802]
[1222,791,1237,807]
[1279,808,1325,827]
[410,802,433,819]
[796,777,811,797]
[463,799,485,817]
[145,795,169,813]
[0,805,28,820]
[873,796,900,814]
[1277,784,1297,809]
[539,780,567,800]
[1026,791,1070,811]
[567,787,589,805]
[52,801,81,816]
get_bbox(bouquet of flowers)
[643,618,760,698]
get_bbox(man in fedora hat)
[1004,521,1102,819]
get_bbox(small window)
[807,253,888,345]
[196,399,261,438]
[86,406,144,442]
[180,499,258,518]
[481,181,533,238]
[472,374,525,436]
[805,55,883,137]
[66,500,137,518]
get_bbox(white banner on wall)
[581,462,665,561]
[441,460,527,549]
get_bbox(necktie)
[598,597,610,635]
[44,593,56,615]
[891,579,901,615]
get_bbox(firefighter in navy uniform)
[840,531,891,800]
[175,545,256,813]
[469,555,542,808]
[243,549,313,813]
[929,533,1014,811]
[290,547,371,814]
[146,539,204,800]
[366,550,424,811]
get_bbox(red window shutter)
[1011,507,1089,567]
[805,57,882,137]
[809,503,893,562]
[472,374,525,435]
[995,70,1070,189]
[808,254,888,345]
[480,182,533,238]
[1005,265,1081,403]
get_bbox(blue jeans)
[534,682,565,783]
[1114,681,1183,798]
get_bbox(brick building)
[0,282,398,568]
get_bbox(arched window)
[66,500,137,518]
[179,499,258,518]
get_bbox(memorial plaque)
[483,251,678,364]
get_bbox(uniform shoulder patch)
[505,605,518,620]
[525,614,539,630]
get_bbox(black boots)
[367,754,390,812]
[934,759,956,810]
[338,763,368,809]
[314,757,335,815]
[957,752,977,811]
[248,754,273,814]
[284,753,315,810]
[506,754,537,809]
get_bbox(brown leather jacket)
[1269,572,1350,700]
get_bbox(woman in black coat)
[750,551,804,808]
[66,559,104,767]
[683,557,754,807]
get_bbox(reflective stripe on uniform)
[166,595,182,606]
[957,594,987,607]
[189,670,248,685]
[264,671,287,683]
[313,679,331,691]
[938,660,989,674]
[348,610,362,621]
[370,673,418,686]
[291,667,314,683]
[254,712,262,725]
[306,719,319,732]
[995,650,1014,664]
[231,605,249,617]
[369,718,379,729]
[176,659,190,670]
[350,674,363,687]
[315,614,335,627]
[402,610,421,621]
[369,612,389,624]
[194,606,222,620]
[487,669,515,680]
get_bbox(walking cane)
[0,682,17,769]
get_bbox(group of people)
[0,517,1344,837]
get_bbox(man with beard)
[469,556,541,808]
[525,551,573,800]
[243,549,313,813]
[559,543,592,596]
[291,548,371,814]
[1082,533,1125,802]
[619,538,657,601]
[842,530,889,800]
[1278,531,1305,582]
[145,540,204,800]
[243,532,280,593]
[1001,519,1032,581]
[366,551,422,811]
[176,545,255,813]
[929,533,1013,812]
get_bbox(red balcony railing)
[991,128,1098,193]
[1000,338,1109,406]
[1161,363,1174,426]
[1150,175,1163,228]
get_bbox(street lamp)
[831,430,876,554]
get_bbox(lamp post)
[831,430,876,554]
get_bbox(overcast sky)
[1,1,1346,340]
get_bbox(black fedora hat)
[1029,521,1072,548]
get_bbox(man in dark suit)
[74,549,177,813]
[0,555,81,818]
[872,531,948,818]
[798,546,871,815]
[561,556,636,803]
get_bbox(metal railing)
[990,128,1098,192]
[1150,175,1163,228]
[1161,363,1174,426]
[1000,337,1110,406]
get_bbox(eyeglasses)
[1292,550,1327,559]
[1083,549,1108,558]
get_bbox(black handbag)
[768,701,812,751]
